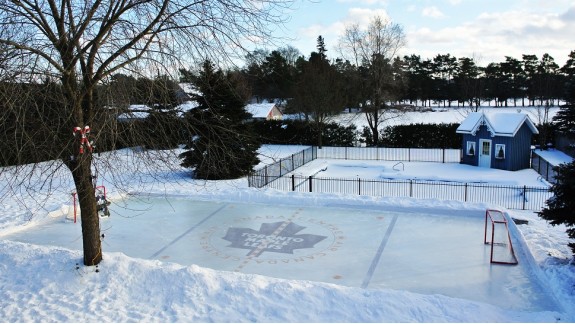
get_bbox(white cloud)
[421,6,445,19]
[405,6,575,65]
[298,7,391,40]
[347,7,391,26]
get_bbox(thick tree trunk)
[68,154,102,266]
[370,125,379,147]
[316,123,323,149]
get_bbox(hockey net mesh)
[484,209,518,265]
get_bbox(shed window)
[466,141,476,156]
[495,144,505,159]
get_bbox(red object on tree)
[73,126,92,154]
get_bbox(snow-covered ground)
[1,142,574,322]
[333,106,561,129]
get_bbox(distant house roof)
[246,103,282,120]
[117,103,195,121]
[456,112,539,137]
[178,83,201,96]
[117,104,152,121]
[175,101,199,117]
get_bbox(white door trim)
[478,139,491,168]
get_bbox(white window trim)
[495,144,505,159]
[466,141,476,156]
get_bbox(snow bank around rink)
[0,239,563,323]
[506,208,575,318]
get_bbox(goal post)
[484,209,518,265]
[68,185,110,223]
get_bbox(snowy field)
[1,107,574,322]
[333,105,561,130]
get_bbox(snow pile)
[0,240,563,322]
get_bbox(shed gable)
[456,112,538,137]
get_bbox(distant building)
[245,103,283,121]
[456,112,538,171]
[117,104,152,122]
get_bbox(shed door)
[478,139,491,168]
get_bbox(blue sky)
[268,0,575,66]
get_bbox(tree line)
[243,44,575,110]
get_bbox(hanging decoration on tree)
[73,126,93,154]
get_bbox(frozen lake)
[1,195,560,313]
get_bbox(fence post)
[309,176,313,192]
[265,166,268,186]
[464,183,468,201]
[358,178,361,195]
[523,185,527,210]
[292,154,295,171]
[292,174,295,191]
[409,148,411,162]
[410,179,413,197]
[442,148,445,163]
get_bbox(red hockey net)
[67,185,108,223]
[484,209,518,265]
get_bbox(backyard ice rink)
[2,175,561,314]
[1,142,573,322]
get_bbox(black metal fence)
[316,146,461,163]
[248,146,317,188]
[248,146,551,210]
[256,174,551,211]
[531,151,559,184]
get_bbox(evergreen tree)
[555,51,575,151]
[538,161,575,256]
[289,36,346,147]
[553,106,575,135]
[561,50,575,107]
[179,60,260,180]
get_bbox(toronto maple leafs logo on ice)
[222,221,327,257]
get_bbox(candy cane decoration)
[73,126,93,154]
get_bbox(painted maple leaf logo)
[222,222,327,257]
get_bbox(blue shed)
[456,112,538,171]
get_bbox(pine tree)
[553,106,575,135]
[538,161,575,256]
[555,51,575,138]
[316,35,327,61]
[179,60,260,179]
[561,50,575,106]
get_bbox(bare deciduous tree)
[0,0,293,266]
[338,16,406,146]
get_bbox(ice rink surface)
[3,196,559,313]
